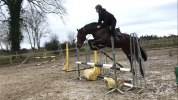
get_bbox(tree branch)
[28,0,67,24]
[1,0,8,5]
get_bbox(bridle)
[76,28,86,44]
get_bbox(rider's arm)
[101,11,109,27]
[98,15,102,25]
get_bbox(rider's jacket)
[98,8,116,27]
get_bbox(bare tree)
[22,7,51,50]
[0,32,4,50]
[0,0,67,51]
[67,31,76,47]
[0,23,10,50]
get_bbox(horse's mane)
[84,22,98,28]
[79,22,98,31]
[78,22,128,35]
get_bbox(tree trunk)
[0,43,3,50]
[6,43,9,51]
[8,0,23,52]
[37,42,40,49]
[25,26,33,49]
[9,16,21,51]
[33,36,36,49]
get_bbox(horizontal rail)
[76,61,131,72]
[98,76,133,87]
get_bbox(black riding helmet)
[95,4,102,9]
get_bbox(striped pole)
[76,61,130,72]
[100,50,124,68]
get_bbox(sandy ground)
[0,48,177,100]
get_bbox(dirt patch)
[0,48,177,100]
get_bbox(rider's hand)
[97,25,101,28]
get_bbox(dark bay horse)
[76,22,147,76]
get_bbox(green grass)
[139,38,178,49]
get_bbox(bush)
[45,34,63,51]
[45,39,59,51]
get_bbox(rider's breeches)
[110,19,117,36]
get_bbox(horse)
[76,22,147,77]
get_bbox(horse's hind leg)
[139,58,144,77]
[122,48,135,75]
[135,48,144,77]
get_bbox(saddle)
[106,26,122,37]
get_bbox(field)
[0,47,177,100]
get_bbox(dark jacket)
[98,8,116,27]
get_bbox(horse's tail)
[140,47,147,61]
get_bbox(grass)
[139,38,178,49]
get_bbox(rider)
[95,4,120,42]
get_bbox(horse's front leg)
[93,39,106,49]
[93,38,107,45]
[88,39,98,50]
[88,39,105,50]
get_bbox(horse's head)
[76,28,87,48]
[76,22,98,48]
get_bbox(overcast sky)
[19,0,178,48]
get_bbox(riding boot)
[115,29,122,37]
[114,32,120,42]
[115,35,120,42]
[118,33,122,37]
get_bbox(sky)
[45,0,177,42]
[1,0,177,49]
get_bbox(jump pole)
[100,49,124,68]
[97,76,133,87]
[63,43,72,71]
[76,62,130,71]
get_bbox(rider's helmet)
[95,4,102,9]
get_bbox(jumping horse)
[76,22,147,77]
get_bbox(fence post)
[9,54,12,64]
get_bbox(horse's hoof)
[91,41,96,45]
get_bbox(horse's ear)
[77,28,79,31]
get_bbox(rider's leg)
[116,28,122,37]
[111,20,119,42]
